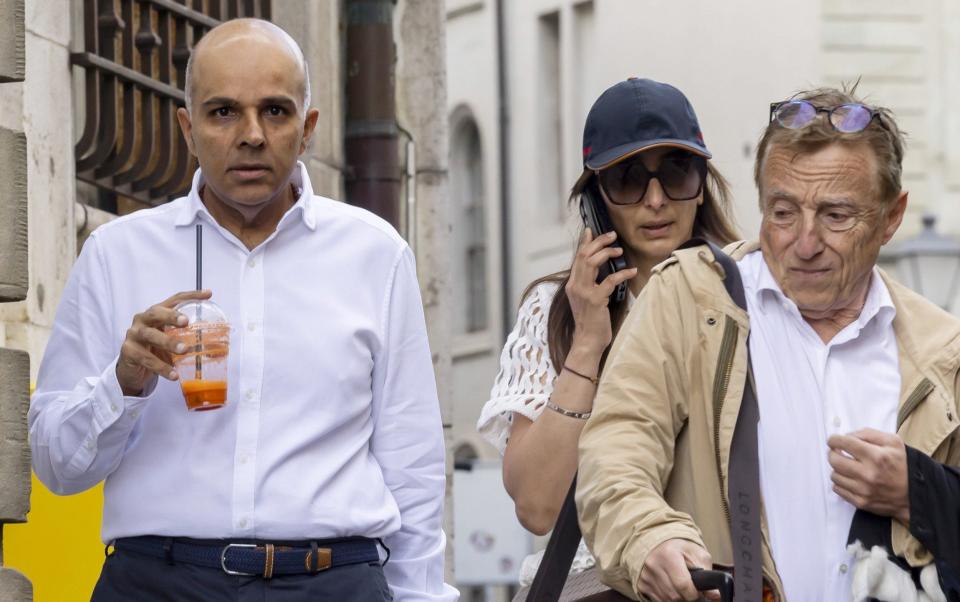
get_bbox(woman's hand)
[565,228,638,356]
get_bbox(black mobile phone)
[579,184,628,305]
[689,568,735,602]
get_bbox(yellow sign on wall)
[5,475,104,602]
[7,385,105,601]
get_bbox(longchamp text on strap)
[680,239,763,602]
[517,240,762,602]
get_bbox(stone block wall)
[271,1,345,200]
[0,0,33,598]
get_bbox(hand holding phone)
[578,185,628,304]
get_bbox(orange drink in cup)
[167,300,230,411]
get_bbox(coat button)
[706,317,717,325]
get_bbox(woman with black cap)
[477,78,739,591]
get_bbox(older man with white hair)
[29,18,457,602]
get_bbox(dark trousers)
[90,546,394,601]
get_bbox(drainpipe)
[344,0,401,229]
[495,0,513,339]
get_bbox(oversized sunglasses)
[769,100,882,133]
[595,151,707,205]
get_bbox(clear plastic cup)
[167,300,230,412]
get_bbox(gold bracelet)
[563,364,599,386]
[545,400,592,420]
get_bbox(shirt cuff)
[66,358,157,475]
[93,356,155,430]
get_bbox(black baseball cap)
[582,78,711,170]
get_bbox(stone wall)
[394,0,454,582]
[0,0,34,599]
[271,1,345,200]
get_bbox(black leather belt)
[113,535,380,579]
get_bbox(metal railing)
[72,0,271,208]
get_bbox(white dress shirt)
[29,163,458,601]
[738,250,899,602]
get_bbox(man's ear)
[881,190,908,245]
[176,107,197,157]
[299,108,320,154]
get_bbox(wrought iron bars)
[72,0,272,208]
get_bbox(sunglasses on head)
[595,150,708,205]
[769,100,882,133]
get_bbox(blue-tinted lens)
[831,104,873,132]
[776,101,816,129]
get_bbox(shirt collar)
[174,161,316,231]
[754,254,896,332]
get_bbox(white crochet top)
[476,280,597,586]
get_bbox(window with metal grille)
[72,0,272,214]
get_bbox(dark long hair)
[524,161,739,370]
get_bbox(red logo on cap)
[583,145,592,158]
[696,132,705,144]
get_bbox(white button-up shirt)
[738,250,899,602]
[30,163,458,601]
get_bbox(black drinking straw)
[195,224,203,379]
[196,223,202,290]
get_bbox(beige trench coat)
[577,241,960,600]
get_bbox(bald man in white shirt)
[30,18,457,602]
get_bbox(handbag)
[513,240,761,602]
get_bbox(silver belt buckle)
[220,543,258,576]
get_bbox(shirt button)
[247,258,256,268]
[245,390,255,401]
[839,563,848,574]
[239,454,249,465]
[238,518,248,528]
[782,302,790,312]
[85,440,95,450]
[247,322,256,332]
[110,402,118,413]
[833,416,841,428]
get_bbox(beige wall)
[272,1,345,200]
[445,0,504,461]
[0,0,77,382]
[819,0,960,240]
